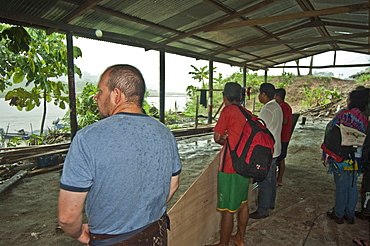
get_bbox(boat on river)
[0,128,31,140]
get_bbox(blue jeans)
[333,168,358,218]
[257,158,277,215]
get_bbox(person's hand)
[77,224,90,244]
[221,130,228,140]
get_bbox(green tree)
[0,24,82,135]
[74,82,100,129]
[188,65,217,88]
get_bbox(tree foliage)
[74,82,100,129]
[0,24,82,134]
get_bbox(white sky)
[73,37,370,93]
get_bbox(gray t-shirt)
[60,112,181,234]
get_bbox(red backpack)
[227,105,275,180]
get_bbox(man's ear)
[111,88,123,104]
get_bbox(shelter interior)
[1,0,370,127]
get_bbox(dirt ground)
[204,117,370,246]
[1,76,370,245]
[1,116,369,246]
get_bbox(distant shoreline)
[0,93,188,99]
[147,94,187,97]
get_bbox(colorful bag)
[228,105,275,180]
[321,123,366,163]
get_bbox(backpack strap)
[234,104,268,128]
[221,139,230,172]
[233,104,252,120]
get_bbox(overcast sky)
[72,37,370,93]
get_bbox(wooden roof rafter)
[160,0,277,45]
[250,31,370,46]
[208,2,370,31]
[0,0,369,72]
[295,0,339,50]
[203,0,297,62]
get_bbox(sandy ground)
[0,116,369,245]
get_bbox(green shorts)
[217,171,250,212]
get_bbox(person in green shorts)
[207,82,251,246]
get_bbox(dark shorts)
[89,214,168,246]
[277,142,289,162]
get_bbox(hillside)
[272,75,369,116]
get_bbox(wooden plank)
[168,153,221,246]
[0,143,70,157]
[0,170,28,195]
[0,149,68,165]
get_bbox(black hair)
[223,82,242,103]
[275,88,286,100]
[259,83,275,99]
[348,89,369,112]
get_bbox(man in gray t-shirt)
[58,65,181,245]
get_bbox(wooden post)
[242,65,247,106]
[195,94,199,129]
[208,59,213,124]
[295,60,300,76]
[159,49,165,123]
[66,32,78,139]
[253,96,256,114]
[243,65,247,88]
[308,56,314,75]
[264,70,268,83]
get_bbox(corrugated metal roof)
[0,0,369,70]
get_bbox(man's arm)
[167,175,179,202]
[58,189,89,243]
[214,131,228,145]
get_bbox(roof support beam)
[161,0,276,45]
[212,24,304,56]
[159,49,165,123]
[0,10,244,67]
[211,18,370,57]
[66,32,78,139]
[208,59,214,124]
[62,0,103,23]
[204,0,294,65]
[340,49,370,56]
[61,0,231,51]
[368,0,370,53]
[47,0,103,34]
[246,43,323,64]
[337,40,370,49]
[273,64,370,69]
[209,2,370,31]
[245,32,370,46]
[307,20,370,30]
[295,0,339,50]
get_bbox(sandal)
[353,238,369,246]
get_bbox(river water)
[0,99,67,133]
[0,96,188,133]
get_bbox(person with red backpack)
[208,82,252,246]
